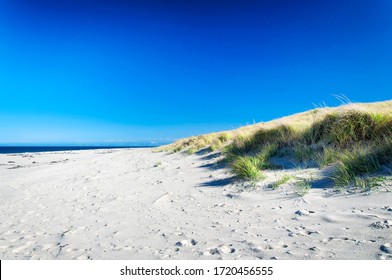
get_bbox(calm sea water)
[0,146,156,154]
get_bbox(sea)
[0,146,156,154]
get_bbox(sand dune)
[0,148,391,260]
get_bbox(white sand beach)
[0,148,391,260]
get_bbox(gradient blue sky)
[1,0,391,145]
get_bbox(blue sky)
[1,0,391,145]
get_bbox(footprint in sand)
[175,239,198,247]
[204,244,236,256]
[286,225,320,237]
[327,236,357,243]
[377,254,392,260]
[369,220,392,229]
[295,209,315,216]
[380,243,392,254]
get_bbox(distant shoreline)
[0,146,157,154]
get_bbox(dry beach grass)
[161,100,392,192]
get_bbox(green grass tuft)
[314,146,340,167]
[331,145,381,188]
[352,176,387,192]
[296,178,312,196]
[231,156,266,181]
[271,174,292,189]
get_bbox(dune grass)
[160,100,392,190]
[296,178,313,196]
[209,133,231,151]
[185,147,198,155]
[302,111,392,146]
[352,176,388,192]
[271,174,292,189]
[231,156,266,182]
[315,146,340,167]
[290,143,318,163]
[331,145,381,188]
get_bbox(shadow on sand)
[199,151,222,161]
[198,177,235,188]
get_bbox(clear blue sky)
[1,0,391,145]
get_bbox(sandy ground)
[0,148,391,260]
